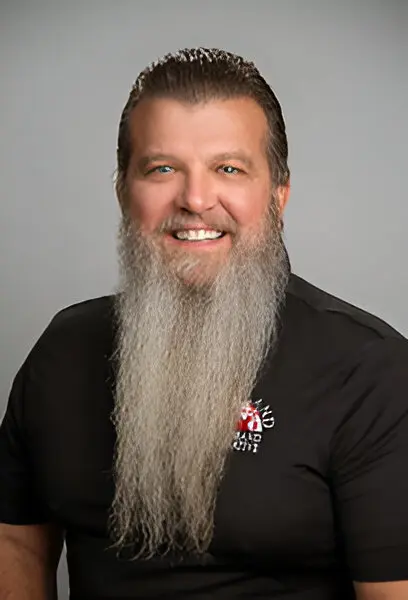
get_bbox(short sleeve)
[0,362,50,524]
[330,338,408,582]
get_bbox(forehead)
[127,96,269,156]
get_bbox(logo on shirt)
[232,399,275,454]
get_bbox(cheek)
[126,182,173,231]
[225,187,270,229]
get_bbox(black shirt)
[1,274,408,599]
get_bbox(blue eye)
[148,165,173,175]
[220,165,240,175]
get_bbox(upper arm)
[0,361,53,524]
[331,339,408,583]
[354,581,408,600]
[0,363,64,593]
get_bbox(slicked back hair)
[116,48,290,195]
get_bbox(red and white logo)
[233,399,275,454]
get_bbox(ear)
[276,182,290,217]
[115,173,127,213]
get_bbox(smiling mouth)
[171,229,226,242]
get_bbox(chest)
[210,394,337,567]
[28,379,339,571]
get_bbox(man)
[1,47,408,600]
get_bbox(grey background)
[1,1,407,597]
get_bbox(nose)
[175,170,217,214]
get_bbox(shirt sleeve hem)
[350,547,408,582]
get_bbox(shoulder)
[284,274,406,357]
[280,277,408,474]
[5,296,116,435]
[46,295,115,335]
[24,295,116,371]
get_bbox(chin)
[163,247,229,286]
[177,259,227,289]
[177,267,218,289]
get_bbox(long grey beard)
[109,205,290,558]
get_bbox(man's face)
[121,96,287,282]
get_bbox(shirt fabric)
[1,273,408,600]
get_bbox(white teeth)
[174,229,223,241]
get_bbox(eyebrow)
[211,151,255,170]
[135,151,256,171]
[136,154,175,171]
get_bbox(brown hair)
[116,47,290,194]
